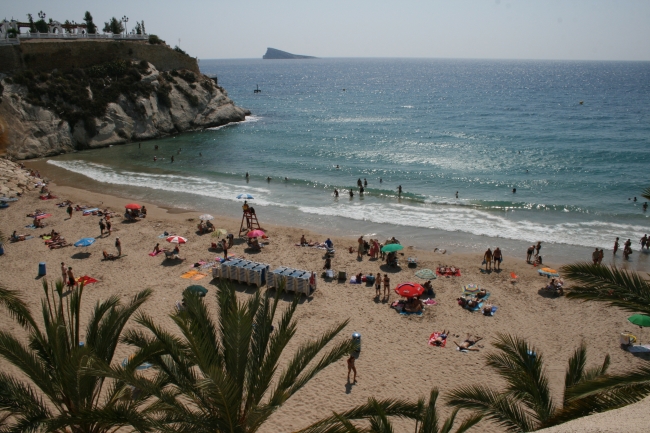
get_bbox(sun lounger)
[627,345,650,353]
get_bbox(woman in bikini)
[375,272,381,297]
[383,274,390,300]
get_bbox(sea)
[39,58,650,269]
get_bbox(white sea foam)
[207,115,261,131]
[297,202,647,249]
[47,160,275,206]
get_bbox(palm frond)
[564,342,588,392]
[642,187,650,202]
[0,285,38,330]
[487,333,554,424]
[561,263,650,315]
[446,385,536,433]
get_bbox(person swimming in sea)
[153,156,157,162]
[171,155,174,163]
[512,188,517,193]
[334,188,339,197]
[245,172,249,178]
[349,189,354,198]
[455,191,459,198]
[397,185,402,196]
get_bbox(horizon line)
[198,55,650,63]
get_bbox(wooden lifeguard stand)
[239,211,262,237]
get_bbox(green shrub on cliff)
[148,34,164,45]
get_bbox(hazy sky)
[6,0,650,61]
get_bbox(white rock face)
[0,64,249,160]
[0,158,40,197]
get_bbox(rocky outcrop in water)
[263,48,316,60]
[0,63,250,160]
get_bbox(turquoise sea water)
[43,58,650,267]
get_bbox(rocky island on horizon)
[262,47,316,60]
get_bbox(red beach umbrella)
[166,235,187,244]
[394,282,425,298]
[125,203,141,210]
[247,230,265,238]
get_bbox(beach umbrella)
[415,269,437,280]
[125,203,141,210]
[394,282,425,298]
[237,193,254,200]
[199,214,214,221]
[74,237,96,247]
[185,285,208,297]
[628,314,650,328]
[166,235,187,244]
[247,229,265,238]
[462,283,482,293]
[381,244,404,253]
[211,229,228,238]
[121,354,152,370]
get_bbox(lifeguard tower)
[239,209,262,237]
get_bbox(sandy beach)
[1,172,649,432]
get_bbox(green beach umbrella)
[381,244,404,253]
[415,269,437,280]
[628,314,650,328]
[185,285,208,297]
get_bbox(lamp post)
[121,15,128,36]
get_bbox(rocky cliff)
[0,61,249,160]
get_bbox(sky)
[5,0,650,61]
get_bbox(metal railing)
[19,33,148,40]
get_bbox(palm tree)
[447,333,650,432]
[0,280,153,432]
[296,388,482,433]
[99,283,356,433]
[561,262,650,316]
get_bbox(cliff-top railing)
[0,33,148,45]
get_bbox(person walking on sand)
[357,236,364,259]
[67,267,76,288]
[598,248,604,264]
[99,218,105,236]
[106,218,112,235]
[526,245,535,263]
[61,262,67,283]
[115,237,122,256]
[493,247,502,270]
[535,242,542,258]
[483,248,493,271]
[383,274,390,300]
[66,204,73,219]
[613,237,620,255]
[347,355,357,383]
[592,248,600,265]
[375,272,381,297]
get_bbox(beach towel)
[82,208,99,215]
[25,225,37,229]
[400,310,423,316]
[464,292,491,301]
[190,273,208,281]
[436,267,461,277]
[39,195,57,200]
[35,213,52,220]
[465,301,484,312]
[181,270,200,279]
[149,251,162,256]
[627,345,650,353]
[423,299,437,306]
[428,332,447,347]
[349,277,361,284]
[76,276,98,285]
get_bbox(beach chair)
[407,257,417,268]
[338,270,347,281]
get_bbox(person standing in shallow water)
[613,237,620,255]
[397,185,402,196]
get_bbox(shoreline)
[24,156,650,273]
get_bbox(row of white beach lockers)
[212,258,316,295]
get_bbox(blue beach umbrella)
[237,193,254,200]
[74,237,96,247]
